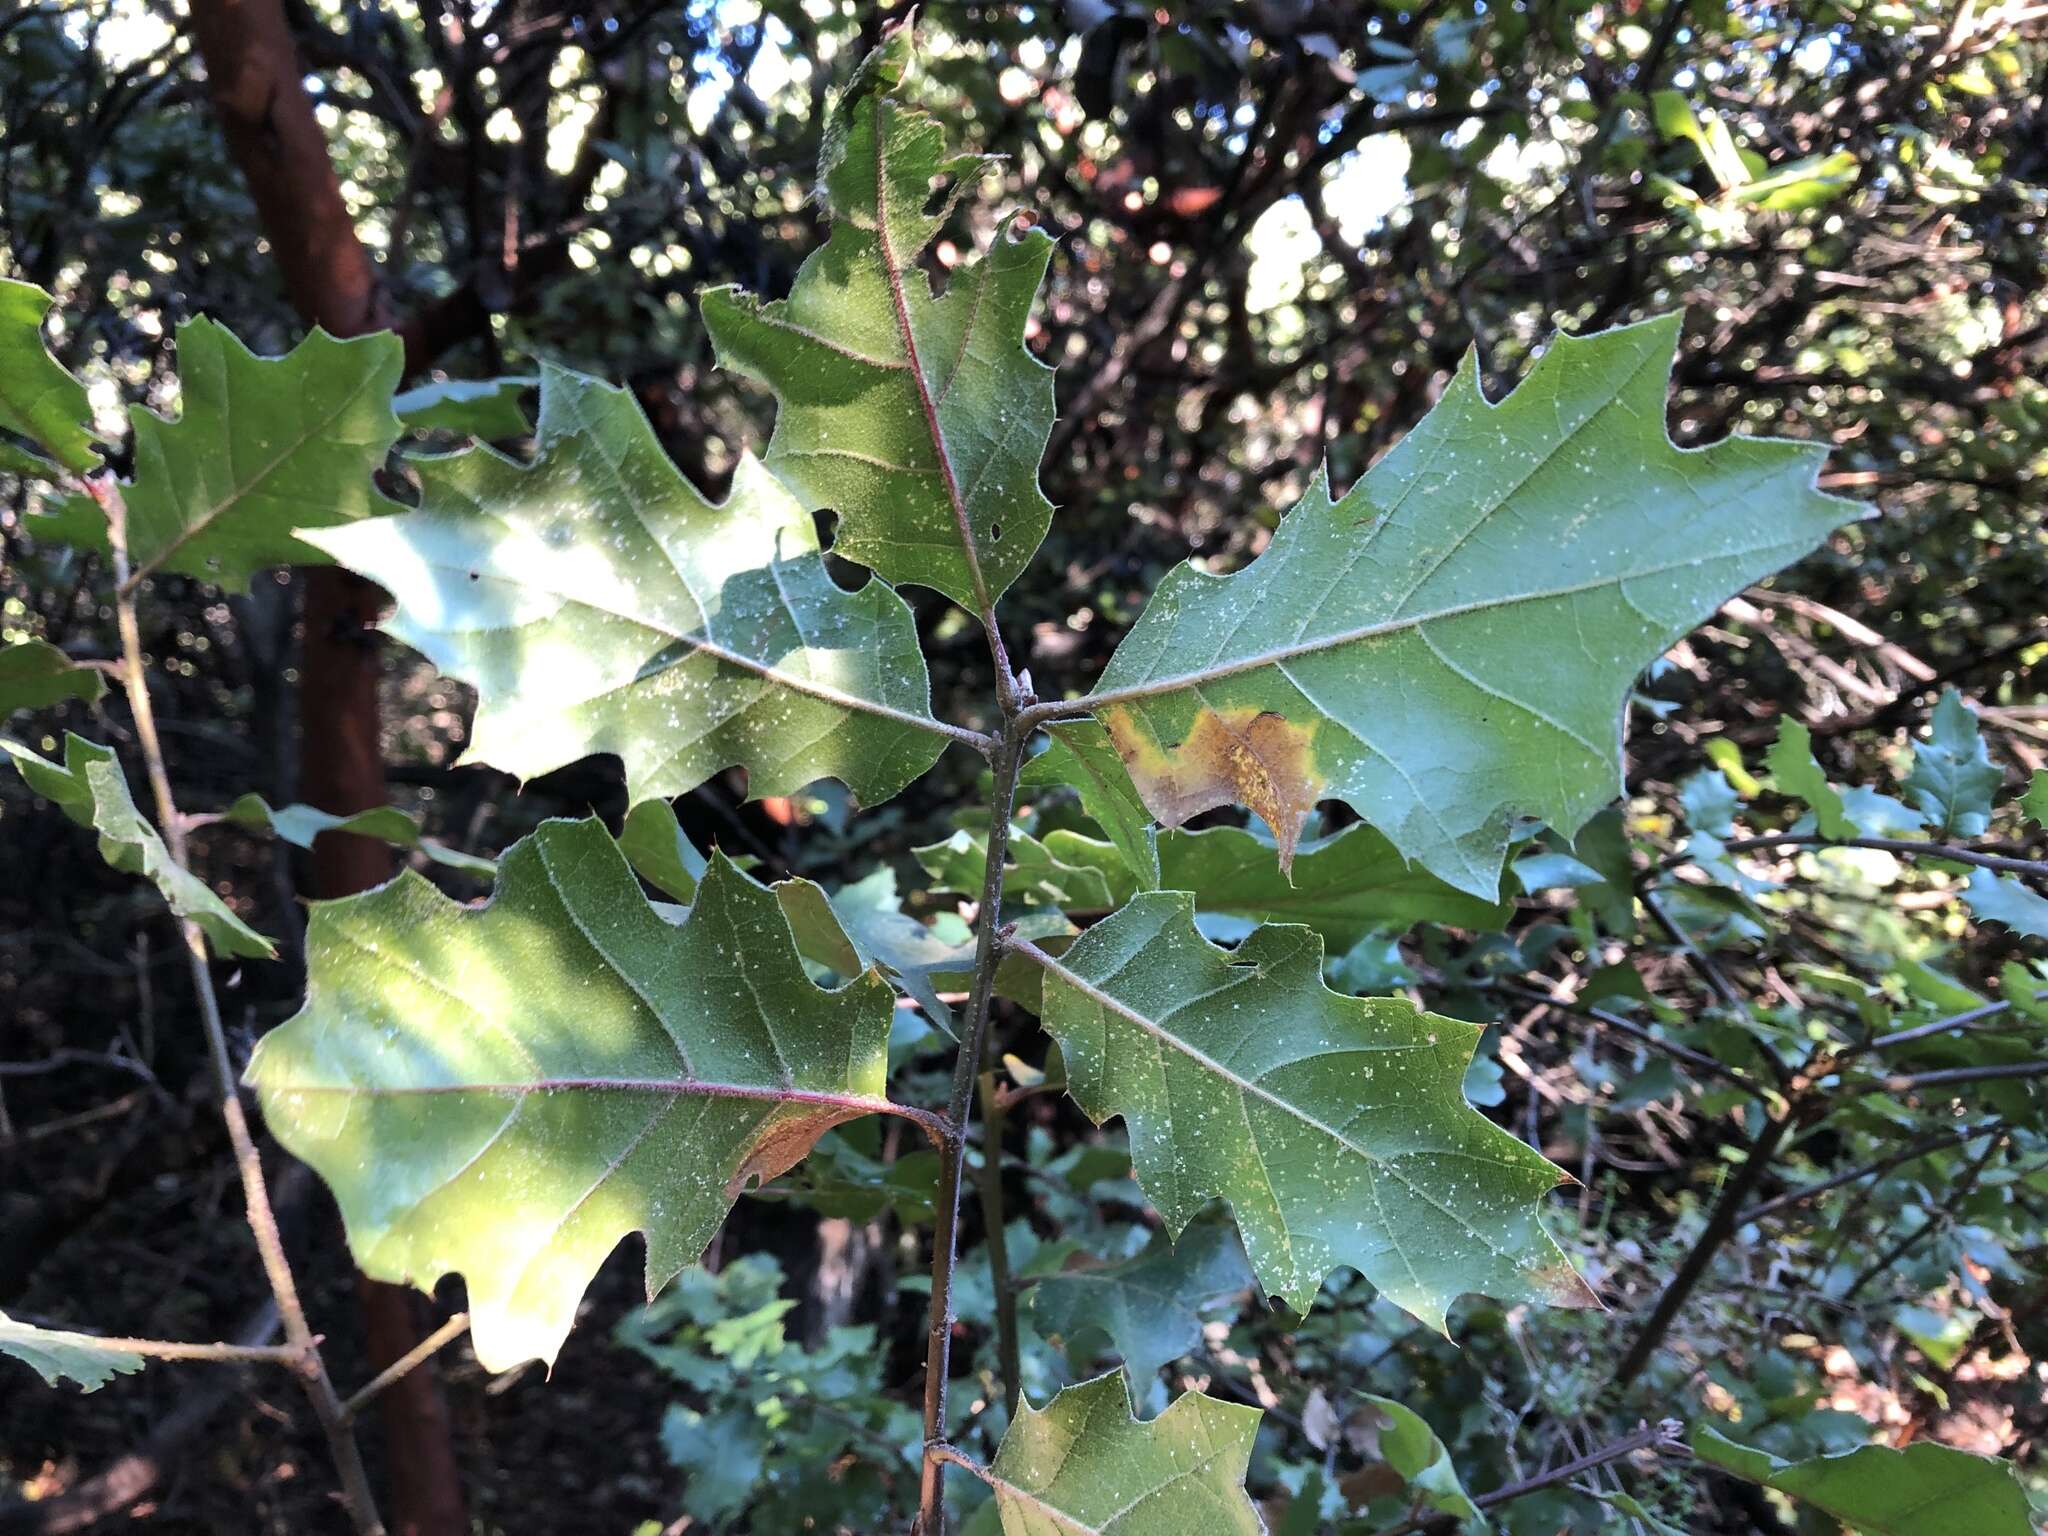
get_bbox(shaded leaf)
[1029,892,1590,1323]
[41,319,405,588]
[0,1311,145,1392]
[225,794,495,877]
[1692,1426,2032,1536]
[700,27,1056,613]
[1030,1221,1254,1388]
[1903,689,2002,838]
[0,638,105,713]
[1079,315,1858,895]
[1766,718,1855,840]
[1023,719,1161,888]
[304,363,951,812]
[245,817,902,1371]
[1157,822,1510,949]
[1356,1394,1490,1531]
[982,1370,1263,1534]
[1963,870,2048,940]
[919,824,1125,912]
[813,864,972,1035]
[618,797,710,902]
[0,277,97,476]
[2,732,275,958]
[2021,770,2048,834]
[394,375,534,439]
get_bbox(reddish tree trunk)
[186,5,467,1532]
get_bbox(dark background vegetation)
[2,1,2044,1532]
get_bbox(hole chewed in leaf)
[1100,702,1324,872]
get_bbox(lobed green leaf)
[40,319,406,588]
[247,817,903,1372]
[0,277,98,477]
[981,1371,1263,1534]
[1028,892,1591,1324]
[700,25,1056,613]
[1080,315,1861,897]
[305,363,952,812]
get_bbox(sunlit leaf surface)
[305,364,952,811]
[248,817,904,1371]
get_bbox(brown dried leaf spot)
[1101,702,1324,872]
[729,1104,872,1200]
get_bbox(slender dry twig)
[1481,980,1760,1092]
[1739,1121,2001,1224]
[1653,833,2048,882]
[93,475,386,1536]
[3,1328,301,1366]
[1374,1419,1686,1536]
[1613,1103,1802,1387]
[341,1312,472,1425]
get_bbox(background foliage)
[2,1,2046,1532]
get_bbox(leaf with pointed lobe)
[2,732,275,958]
[1964,871,2048,940]
[620,806,978,1035]
[618,798,711,903]
[2021,770,2048,834]
[1029,1222,1255,1388]
[302,363,951,814]
[1904,688,2003,838]
[1766,718,1856,841]
[1082,315,1862,897]
[244,817,902,1372]
[0,638,105,713]
[0,1311,146,1392]
[1029,892,1591,1325]
[0,277,98,477]
[982,1371,1264,1535]
[700,26,1056,613]
[38,319,405,587]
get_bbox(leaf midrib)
[870,96,992,616]
[394,538,968,747]
[1023,938,1530,1266]
[1084,537,1816,713]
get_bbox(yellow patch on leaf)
[1101,702,1324,871]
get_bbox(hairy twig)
[916,736,1025,1534]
